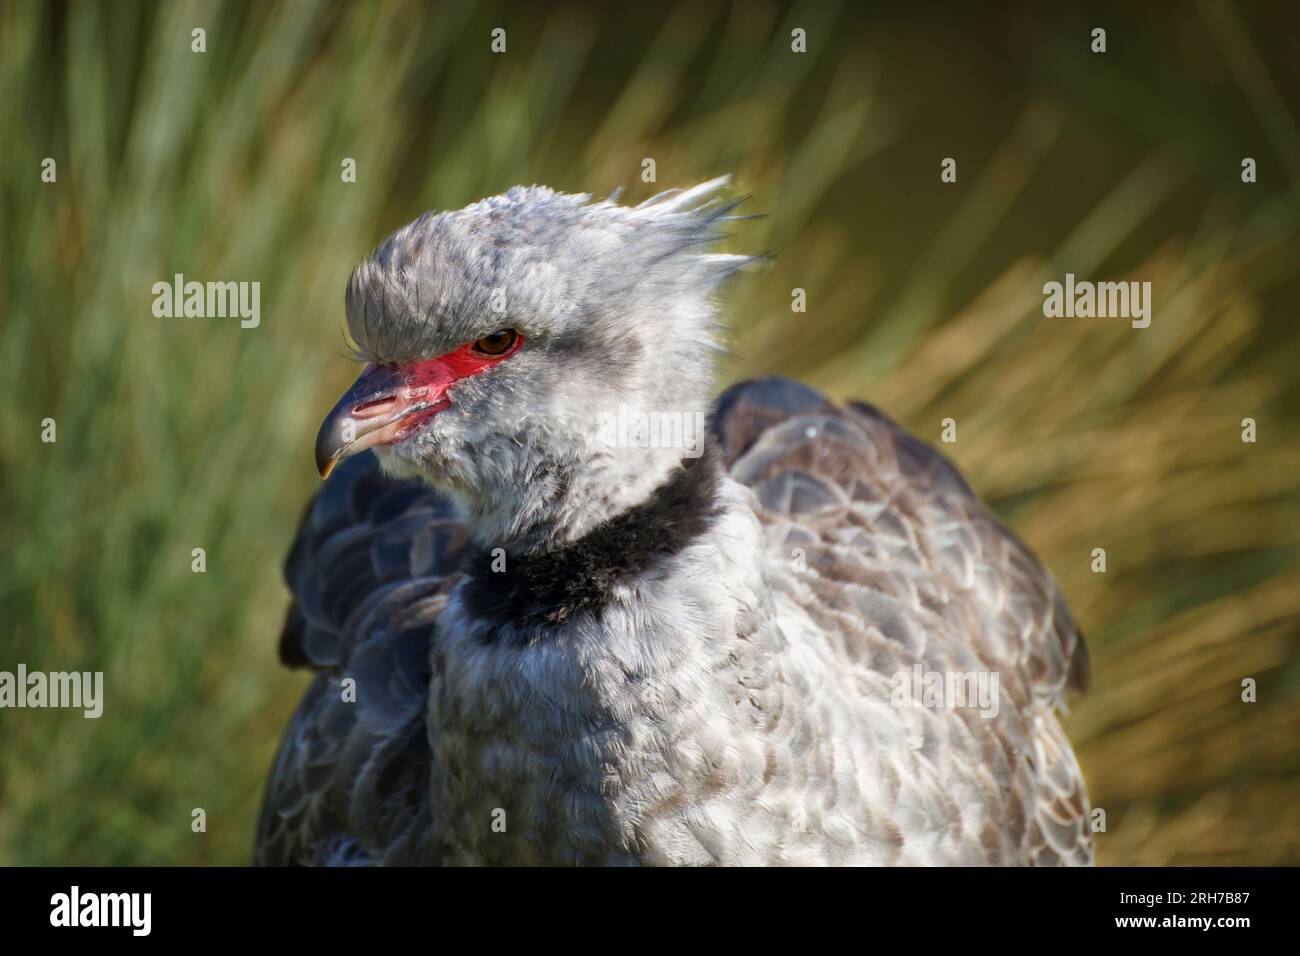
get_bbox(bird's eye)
[471,329,518,356]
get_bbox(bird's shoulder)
[276,452,468,670]
[713,375,1088,701]
[712,376,1091,864]
[256,453,464,865]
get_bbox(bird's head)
[315,177,754,551]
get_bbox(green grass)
[2,0,1298,865]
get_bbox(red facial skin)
[315,332,524,478]
[392,333,525,438]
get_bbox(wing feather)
[714,376,1092,865]
[255,453,464,866]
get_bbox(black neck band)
[459,447,723,636]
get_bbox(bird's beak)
[314,362,451,479]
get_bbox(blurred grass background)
[2,0,1298,865]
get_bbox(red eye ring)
[472,329,518,356]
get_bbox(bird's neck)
[457,430,715,554]
[456,446,725,629]
[428,470,778,863]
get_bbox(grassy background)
[1,0,1297,865]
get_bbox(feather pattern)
[256,377,1091,865]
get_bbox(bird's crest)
[343,177,758,365]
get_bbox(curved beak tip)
[314,418,349,480]
[313,361,430,480]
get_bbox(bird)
[255,177,1092,866]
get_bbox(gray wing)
[254,452,467,865]
[713,377,1092,865]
